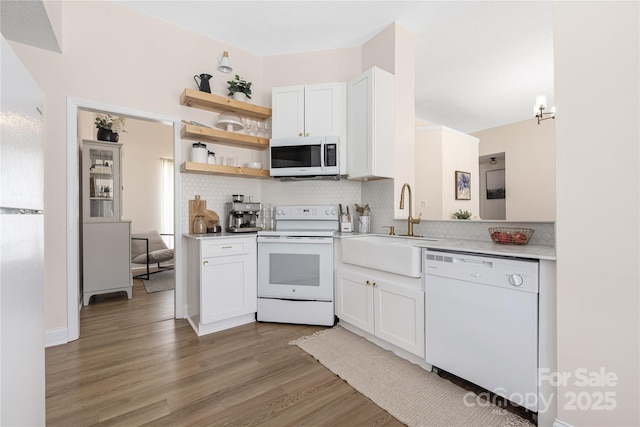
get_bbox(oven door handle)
[257,236,334,244]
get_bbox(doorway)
[479,153,506,220]
[78,111,174,323]
[66,98,183,342]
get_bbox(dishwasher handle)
[454,257,493,268]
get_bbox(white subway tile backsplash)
[361,179,555,245]
[182,174,554,245]
[182,174,262,232]
[262,179,361,208]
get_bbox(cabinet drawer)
[201,239,249,258]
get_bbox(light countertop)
[183,232,258,240]
[335,232,556,261]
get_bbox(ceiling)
[117,1,554,133]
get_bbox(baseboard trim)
[553,419,573,427]
[44,327,68,348]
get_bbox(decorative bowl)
[488,227,535,245]
[244,162,263,169]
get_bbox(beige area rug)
[290,326,534,427]
[134,269,175,293]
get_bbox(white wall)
[473,118,555,221]
[554,2,639,425]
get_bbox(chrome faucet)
[399,183,422,237]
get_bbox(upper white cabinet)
[272,83,345,138]
[347,67,395,180]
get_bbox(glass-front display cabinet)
[82,140,122,222]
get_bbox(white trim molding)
[44,328,68,348]
[553,419,573,427]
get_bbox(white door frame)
[66,97,183,342]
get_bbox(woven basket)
[488,227,535,245]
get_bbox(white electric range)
[256,205,339,326]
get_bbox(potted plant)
[95,114,127,142]
[226,74,252,101]
[453,209,472,220]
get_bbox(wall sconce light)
[534,95,556,124]
[489,157,497,165]
[218,51,232,73]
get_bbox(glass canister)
[193,215,206,234]
[207,151,216,164]
[191,142,208,163]
[358,215,370,233]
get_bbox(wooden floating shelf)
[180,88,272,120]
[180,162,271,179]
[181,124,269,150]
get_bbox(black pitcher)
[193,73,213,93]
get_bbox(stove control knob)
[277,209,286,216]
[508,274,524,287]
[330,208,337,216]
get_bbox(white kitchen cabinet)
[347,67,395,180]
[186,236,257,336]
[83,220,132,305]
[336,267,425,357]
[272,82,346,139]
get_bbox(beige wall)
[415,126,479,220]
[473,118,555,221]
[554,1,639,425]
[9,1,265,332]
[362,23,416,219]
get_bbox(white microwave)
[269,136,339,178]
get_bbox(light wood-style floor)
[45,281,403,426]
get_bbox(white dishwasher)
[425,250,539,412]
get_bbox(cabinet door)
[82,141,122,222]
[347,67,394,179]
[271,85,305,138]
[201,254,255,324]
[83,221,131,293]
[374,279,425,357]
[336,269,374,334]
[304,83,342,137]
[347,70,373,178]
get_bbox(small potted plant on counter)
[453,209,472,219]
[226,74,252,101]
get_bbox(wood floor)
[45,281,403,426]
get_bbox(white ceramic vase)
[233,92,247,102]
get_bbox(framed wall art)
[455,171,471,200]
[486,169,506,199]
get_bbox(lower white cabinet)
[337,267,425,358]
[186,236,257,336]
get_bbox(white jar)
[191,142,207,163]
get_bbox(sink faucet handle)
[383,225,395,236]
[411,213,422,225]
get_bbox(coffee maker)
[225,196,262,233]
